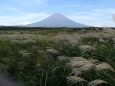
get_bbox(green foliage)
[0,28,114,86]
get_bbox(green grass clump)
[0,28,115,86]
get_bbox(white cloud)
[0,13,50,25]
[93,8,115,14]
[67,8,115,27]
[18,22,32,25]
[13,0,47,7]
[0,0,47,12]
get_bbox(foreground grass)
[0,28,115,86]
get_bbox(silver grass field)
[0,28,115,86]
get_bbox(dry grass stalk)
[19,50,31,57]
[95,62,115,72]
[46,48,60,55]
[57,56,68,61]
[88,79,108,86]
[67,76,87,84]
[67,57,94,75]
[79,45,96,54]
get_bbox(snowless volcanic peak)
[49,13,66,18]
[26,13,88,28]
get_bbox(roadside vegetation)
[0,27,115,86]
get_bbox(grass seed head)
[57,56,68,61]
[95,62,115,72]
[88,79,108,86]
[46,48,60,56]
[67,76,87,84]
[79,45,96,53]
[67,57,94,71]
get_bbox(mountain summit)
[26,13,88,28]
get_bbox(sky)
[0,0,115,27]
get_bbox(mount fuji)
[26,13,88,28]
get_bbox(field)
[0,28,115,86]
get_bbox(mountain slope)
[26,13,88,28]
